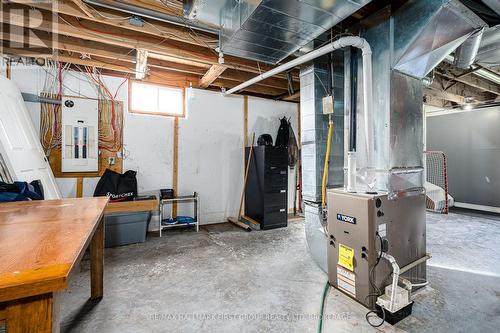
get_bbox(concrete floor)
[60,210,500,333]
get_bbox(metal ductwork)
[392,0,486,79]
[301,0,487,274]
[454,27,485,69]
[344,0,486,196]
[185,0,372,64]
[84,0,219,34]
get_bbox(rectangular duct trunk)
[219,0,371,64]
[348,0,485,195]
[300,50,344,202]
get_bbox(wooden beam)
[1,26,291,93]
[199,64,227,88]
[436,69,500,95]
[69,0,96,18]
[8,0,214,48]
[1,24,135,61]
[2,45,290,98]
[424,87,465,104]
[2,3,298,81]
[282,90,300,101]
[212,79,287,96]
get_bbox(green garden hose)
[317,281,330,333]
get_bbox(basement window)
[129,81,185,117]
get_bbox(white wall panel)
[178,89,244,224]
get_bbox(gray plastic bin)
[104,212,151,248]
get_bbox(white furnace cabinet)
[61,96,99,172]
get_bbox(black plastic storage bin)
[104,212,151,247]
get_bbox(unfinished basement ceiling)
[186,0,372,64]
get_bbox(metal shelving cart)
[159,192,199,237]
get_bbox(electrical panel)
[61,96,99,172]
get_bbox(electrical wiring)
[364,233,386,328]
[86,4,133,20]
[366,306,385,328]
[39,60,124,156]
[158,0,219,54]
[83,66,124,152]
[114,76,129,99]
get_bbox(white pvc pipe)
[382,253,400,313]
[225,36,374,169]
[347,151,357,192]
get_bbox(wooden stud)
[199,64,227,88]
[90,217,104,300]
[172,117,179,217]
[243,95,249,152]
[76,177,83,198]
[6,60,11,79]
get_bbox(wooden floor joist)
[199,64,227,88]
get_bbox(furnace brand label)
[337,213,356,224]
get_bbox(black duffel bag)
[93,169,137,202]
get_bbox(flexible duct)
[225,36,374,177]
[454,27,485,69]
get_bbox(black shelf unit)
[245,146,288,229]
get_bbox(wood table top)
[0,197,108,302]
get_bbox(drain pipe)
[225,36,374,186]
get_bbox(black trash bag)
[93,169,137,202]
[275,116,290,148]
[257,134,273,146]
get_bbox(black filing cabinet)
[245,146,288,229]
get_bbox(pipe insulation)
[225,36,374,169]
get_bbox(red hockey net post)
[424,150,449,214]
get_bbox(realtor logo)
[337,213,356,224]
[1,1,56,61]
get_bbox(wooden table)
[0,197,108,332]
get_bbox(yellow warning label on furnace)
[338,244,354,271]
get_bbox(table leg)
[4,293,59,333]
[90,217,104,299]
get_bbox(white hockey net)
[424,151,450,214]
